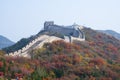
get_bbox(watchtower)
[44,21,54,30]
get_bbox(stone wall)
[7,21,85,57]
[46,25,75,36]
[7,35,63,57]
[44,21,54,30]
[44,21,85,39]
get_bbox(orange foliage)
[89,76,96,80]
[89,57,106,66]
[100,77,112,80]
[15,73,23,78]
[73,54,81,64]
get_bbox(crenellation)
[44,21,85,42]
[22,47,26,52]
[14,51,18,55]
[7,21,85,58]
[18,50,22,54]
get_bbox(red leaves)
[48,40,80,52]
[15,73,23,78]
[20,67,33,75]
[0,72,4,76]
[51,62,64,69]
[100,77,112,80]
[89,41,96,46]
[51,54,68,68]
[0,61,3,67]
[89,57,106,66]
[73,54,81,64]
[52,54,67,62]
[94,34,103,40]
[107,44,118,53]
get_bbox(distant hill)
[97,30,120,40]
[82,28,120,60]
[0,35,14,49]
[2,35,37,53]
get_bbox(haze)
[0,0,120,42]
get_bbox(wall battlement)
[44,21,85,41]
[7,21,85,57]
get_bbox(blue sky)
[0,0,120,42]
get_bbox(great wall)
[6,21,85,58]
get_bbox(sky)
[0,0,120,42]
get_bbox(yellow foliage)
[79,55,83,61]
[89,76,96,80]
[49,71,55,78]
[23,63,30,69]
[85,54,89,57]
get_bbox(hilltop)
[1,22,120,80]
[3,21,85,57]
[98,30,120,40]
[0,36,120,79]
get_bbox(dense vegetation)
[0,27,120,80]
[0,40,120,80]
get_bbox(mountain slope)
[4,27,120,61]
[30,27,120,79]
[1,27,120,80]
[0,35,14,49]
[30,40,120,80]
[7,35,64,57]
[79,27,120,61]
[98,30,120,40]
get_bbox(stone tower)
[43,21,85,41]
[44,21,54,30]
